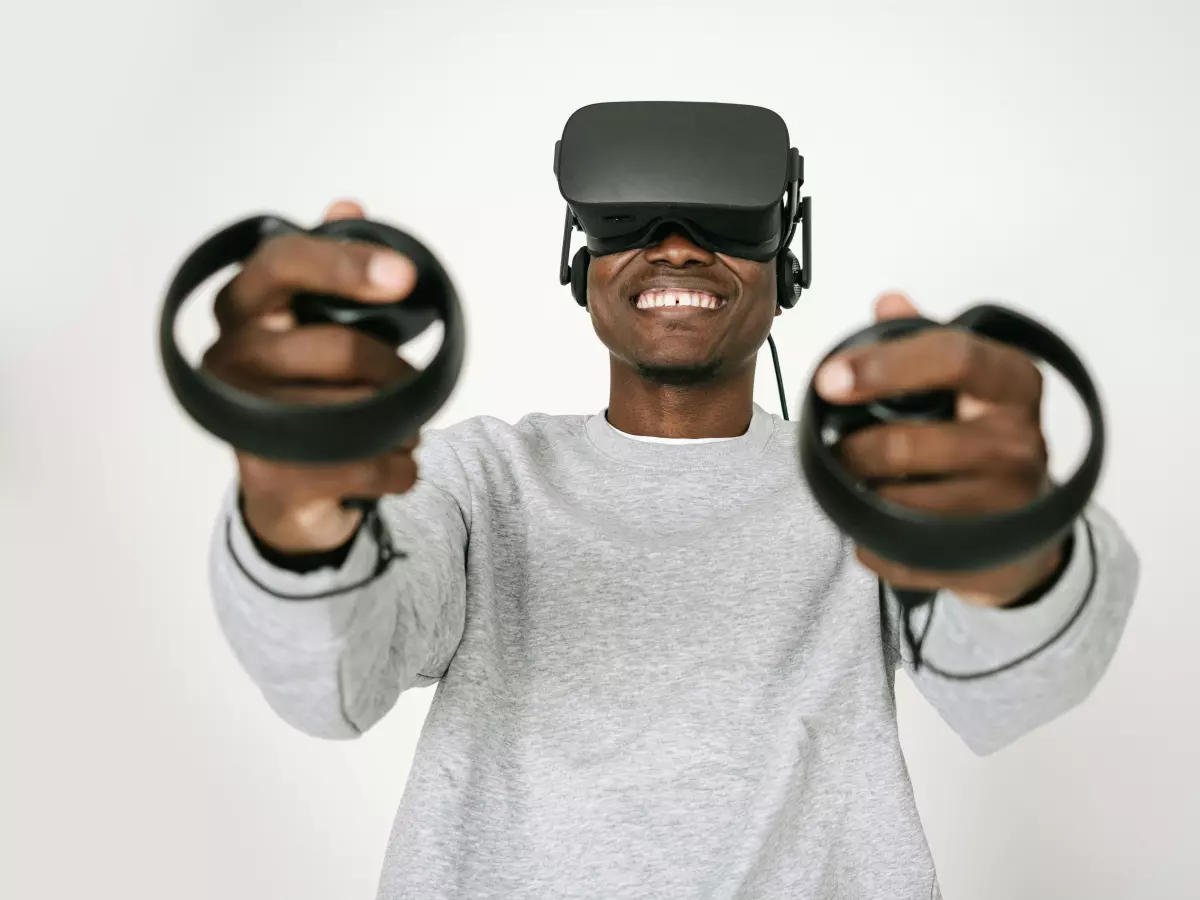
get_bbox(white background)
[2,1,1198,897]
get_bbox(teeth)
[635,290,724,310]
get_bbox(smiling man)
[200,113,1139,898]
[592,232,778,426]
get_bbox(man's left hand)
[814,292,1064,607]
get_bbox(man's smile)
[632,288,727,313]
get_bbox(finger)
[815,328,1043,408]
[240,384,381,405]
[838,416,1046,480]
[323,198,366,222]
[256,382,429,408]
[204,369,389,404]
[203,325,416,388]
[956,394,994,421]
[214,233,417,328]
[874,474,1042,515]
[874,291,920,321]
[215,199,370,329]
[855,542,1059,601]
[855,545,1027,595]
[239,448,419,504]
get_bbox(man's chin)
[634,358,722,386]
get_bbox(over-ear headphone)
[568,245,804,310]
[569,246,590,308]
[775,249,803,310]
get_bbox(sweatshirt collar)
[585,403,778,467]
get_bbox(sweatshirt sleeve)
[885,502,1139,756]
[208,429,471,740]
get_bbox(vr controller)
[158,101,1104,614]
[800,306,1105,586]
[159,214,465,464]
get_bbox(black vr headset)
[556,101,811,310]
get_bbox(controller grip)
[291,292,439,346]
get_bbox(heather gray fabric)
[210,404,1139,899]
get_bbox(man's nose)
[642,230,715,267]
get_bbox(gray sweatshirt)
[210,404,1139,900]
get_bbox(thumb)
[874,291,920,321]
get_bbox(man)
[202,190,1138,898]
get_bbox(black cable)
[887,515,1098,681]
[902,602,933,672]
[767,334,789,421]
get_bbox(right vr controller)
[798,304,1106,609]
[159,214,466,465]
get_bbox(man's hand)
[201,199,423,555]
[814,292,1064,607]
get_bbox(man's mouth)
[632,289,727,311]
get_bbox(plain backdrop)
[2,1,1198,898]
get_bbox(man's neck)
[605,366,755,439]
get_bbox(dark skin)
[203,198,1061,605]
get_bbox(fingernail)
[816,360,855,398]
[368,253,416,292]
[259,311,293,332]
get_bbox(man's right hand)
[201,199,422,554]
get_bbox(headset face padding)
[570,246,801,309]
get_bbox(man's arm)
[885,502,1138,755]
[209,430,471,739]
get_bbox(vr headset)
[555,101,811,304]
